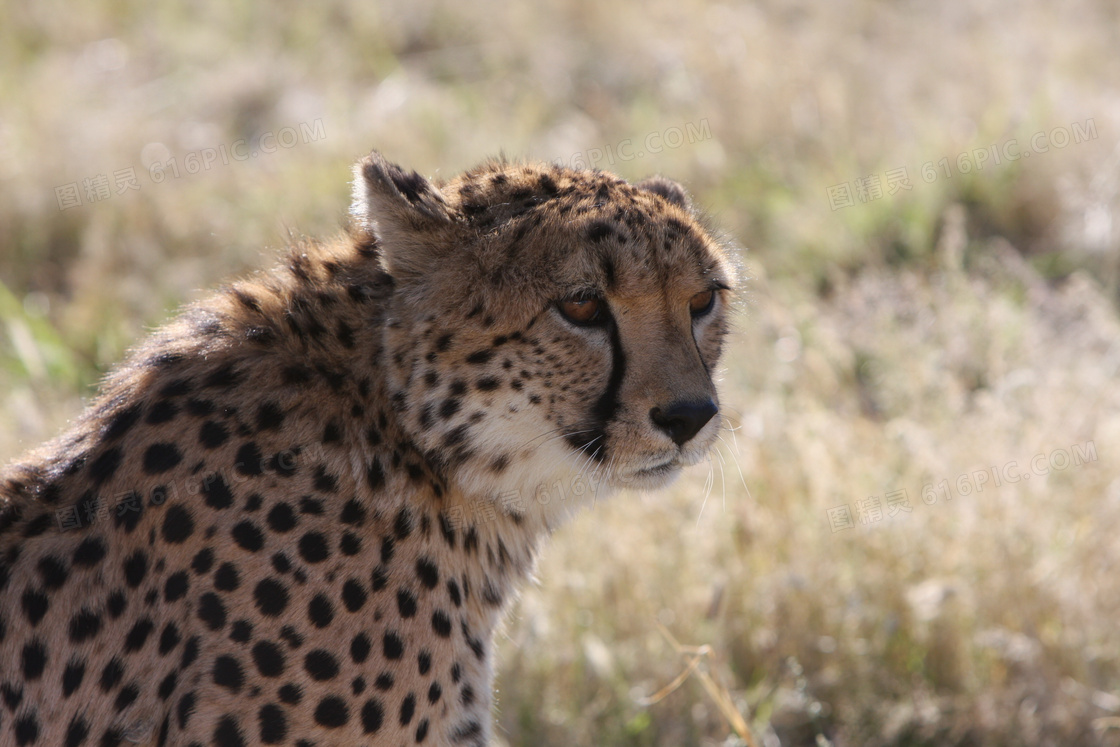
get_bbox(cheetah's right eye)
[557,296,605,327]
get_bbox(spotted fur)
[0,151,737,746]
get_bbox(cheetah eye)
[689,290,716,317]
[557,296,605,327]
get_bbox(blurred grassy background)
[2,1,1120,744]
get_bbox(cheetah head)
[352,152,737,524]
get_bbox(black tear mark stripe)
[565,305,626,461]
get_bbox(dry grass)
[2,1,1119,744]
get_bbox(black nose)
[650,400,718,446]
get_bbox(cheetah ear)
[351,151,460,280]
[636,175,691,211]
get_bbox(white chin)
[613,463,684,492]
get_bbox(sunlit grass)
[2,1,1119,744]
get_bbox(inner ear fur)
[636,175,692,211]
[351,151,463,281]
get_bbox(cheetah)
[0,151,737,746]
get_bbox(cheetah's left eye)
[557,296,605,326]
[689,290,716,317]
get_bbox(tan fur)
[0,151,737,746]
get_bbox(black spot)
[439,398,461,419]
[466,349,494,365]
[439,513,457,548]
[444,425,470,447]
[308,594,334,628]
[103,404,141,441]
[586,219,614,243]
[418,650,431,675]
[266,502,297,532]
[37,555,68,589]
[255,578,289,616]
[89,447,122,485]
[299,496,323,514]
[314,696,349,728]
[340,531,362,555]
[197,592,227,631]
[476,377,500,391]
[428,680,443,704]
[204,363,241,389]
[244,493,263,511]
[281,364,312,387]
[162,505,194,544]
[432,610,452,638]
[114,682,139,711]
[163,571,189,601]
[123,550,148,587]
[113,491,144,533]
[159,622,181,655]
[371,565,389,592]
[350,633,372,663]
[191,547,214,574]
[199,420,229,449]
[367,459,385,490]
[269,450,299,478]
[181,636,200,668]
[299,532,330,563]
[98,658,123,693]
[380,535,395,564]
[313,465,338,493]
[230,619,252,642]
[256,402,285,431]
[447,579,462,607]
[234,442,264,476]
[212,715,246,747]
[453,720,483,743]
[186,398,216,416]
[383,631,404,659]
[213,655,244,692]
[69,608,102,642]
[124,618,154,652]
[147,400,179,424]
[416,557,439,589]
[361,698,384,734]
[232,521,265,552]
[21,639,47,679]
[394,507,413,539]
[13,713,39,746]
[461,684,476,706]
[143,443,182,474]
[202,560,238,591]
[202,474,234,509]
[158,670,178,700]
[106,589,127,618]
[416,718,430,742]
[62,658,86,696]
[64,715,89,747]
[340,499,366,525]
[252,640,286,677]
[304,649,339,680]
[271,553,291,573]
[277,683,302,704]
[397,588,418,618]
[375,672,394,691]
[1,681,24,709]
[399,692,416,726]
[258,703,288,744]
[177,691,196,729]
[22,513,51,537]
[342,578,368,612]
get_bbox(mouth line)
[630,457,679,477]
